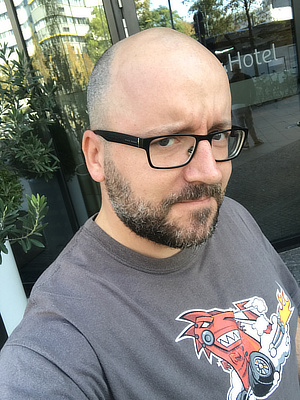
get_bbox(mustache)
[162,184,223,209]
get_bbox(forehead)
[112,37,221,89]
[106,34,231,133]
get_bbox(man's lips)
[161,184,223,211]
[175,196,215,207]
[179,196,212,203]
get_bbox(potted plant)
[0,170,48,262]
[0,44,59,336]
[0,177,48,335]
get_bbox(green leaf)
[20,239,28,253]
[0,240,8,254]
[30,238,45,248]
[0,193,49,262]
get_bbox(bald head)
[87,27,229,131]
[84,28,232,254]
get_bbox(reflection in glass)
[0,1,113,285]
[230,65,264,148]
[135,1,300,245]
[135,1,195,35]
[6,0,112,213]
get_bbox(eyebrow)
[208,121,232,132]
[142,120,232,137]
[142,124,186,137]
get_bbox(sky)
[149,0,193,21]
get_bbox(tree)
[66,42,89,88]
[151,6,186,32]
[225,0,264,29]
[181,21,196,37]
[85,6,111,64]
[134,1,193,34]
[185,0,235,36]
[31,28,50,82]
[35,0,74,92]
[225,0,265,75]
[134,0,153,30]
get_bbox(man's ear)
[82,130,105,182]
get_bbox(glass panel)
[0,0,112,292]
[135,1,300,247]
[135,1,193,32]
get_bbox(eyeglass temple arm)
[93,130,140,148]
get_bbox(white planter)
[0,240,27,336]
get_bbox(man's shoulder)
[221,196,250,216]
[31,216,105,295]
[219,196,260,233]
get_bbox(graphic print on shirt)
[175,288,294,400]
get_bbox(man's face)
[100,35,232,250]
[104,153,225,249]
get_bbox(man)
[0,28,299,399]
[230,64,264,148]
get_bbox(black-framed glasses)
[93,126,248,169]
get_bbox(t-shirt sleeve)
[0,313,110,399]
[0,344,90,399]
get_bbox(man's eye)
[212,132,229,141]
[155,137,175,147]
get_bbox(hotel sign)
[224,44,278,72]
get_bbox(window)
[135,1,300,248]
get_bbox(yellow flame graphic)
[277,289,293,326]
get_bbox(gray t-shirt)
[0,197,299,399]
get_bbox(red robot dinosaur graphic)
[176,290,293,400]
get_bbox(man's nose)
[182,140,223,184]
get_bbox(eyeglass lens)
[148,129,243,168]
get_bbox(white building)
[258,0,293,23]
[0,0,103,55]
[0,0,32,51]
[270,0,293,20]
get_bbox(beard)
[104,156,225,249]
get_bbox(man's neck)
[95,209,180,259]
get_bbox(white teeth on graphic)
[217,330,241,347]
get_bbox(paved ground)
[279,246,300,286]
[227,94,300,243]
[228,94,300,287]
[228,95,300,287]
